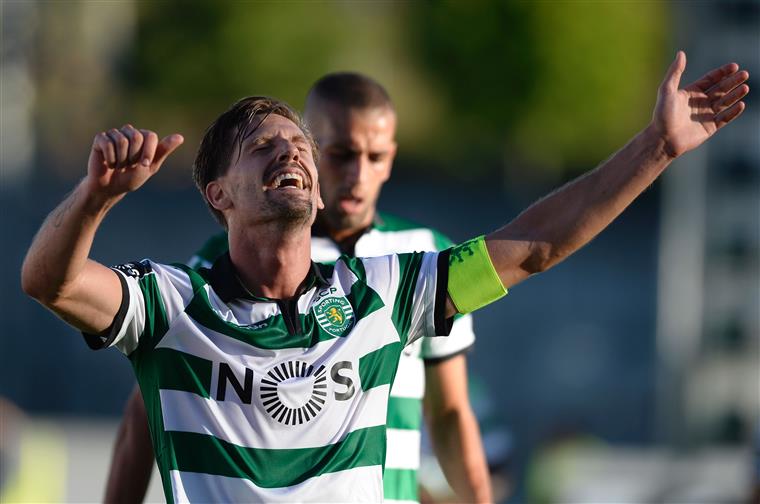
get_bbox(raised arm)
[445,52,748,317]
[21,125,183,333]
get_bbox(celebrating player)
[22,52,748,502]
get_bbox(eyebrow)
[245,132,310,147]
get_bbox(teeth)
[272,172,304,189]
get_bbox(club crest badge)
[313,295,354,337]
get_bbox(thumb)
[153,134,185,170]
[661,50,686,93]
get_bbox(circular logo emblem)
[313,296,354,337]
[260,361,327,425]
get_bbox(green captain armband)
[447,235,507,314]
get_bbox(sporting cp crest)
[313,295,355,337]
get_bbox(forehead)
[320,107,396,146]
[243,113,307,142]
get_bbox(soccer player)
[22,52,748,502]
[104,73,491,504]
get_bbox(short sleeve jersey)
[188,213,476,503]
[89,249,451,503]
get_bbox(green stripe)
[431,228,455,251]
[178,263,384,351]
[193,231,228,266]
[383,468,418,501]
[386,396,422,430]
[167,425,385,488]
[359,342,401,391]
[152,348,212,398]
[391,253,425,346]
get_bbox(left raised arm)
[445,52,749,317]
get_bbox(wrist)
[642,123,678,162]
[78,179,125,217]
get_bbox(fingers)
[104,125,144,168]
[139,130,159,167]
[706,69,749,97]
[715,101,746,129]
[153,134,184,171]
[93,132,116,166]
[714,83,750,114]
[93,126,181,170]
[661,50,686,93]
[106,128,129,168]
[689,61,740,93]
[122,125,144,165]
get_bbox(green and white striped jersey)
[188,213,476,503]
[91,247,451,503]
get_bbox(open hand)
[652,51,749,159]
[87,125,184,197]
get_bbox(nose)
[343,155,369,186]
[276,140,299,164]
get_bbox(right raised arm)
[21,125,183,334]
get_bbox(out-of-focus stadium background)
[1,1,757,502]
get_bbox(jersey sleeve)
[359,250,452,348]
[82,259,192,356]
[421,313,475,362]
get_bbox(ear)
[205,181,232,212]
[316,181,325,210]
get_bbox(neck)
[227,223,313,299]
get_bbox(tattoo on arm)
[53,192,78,228]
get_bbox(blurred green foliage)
[114,1,667,183]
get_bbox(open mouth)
[270,172,304,190]
[264,165,309,191]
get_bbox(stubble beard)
[260,197,313,229]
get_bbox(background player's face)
[312,106,397,233]
[208,113,322,230]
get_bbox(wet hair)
[305,72,395,113]
[193,96,317,228]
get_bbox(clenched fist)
[87,124,184,197]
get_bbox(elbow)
[21,258,60,306]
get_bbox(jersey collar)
[208,252,330,303]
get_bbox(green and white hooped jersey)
[188,213,476,504]
[88,250,450,503]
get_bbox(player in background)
[104,73,492,504]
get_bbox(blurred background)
[1,1,758,502]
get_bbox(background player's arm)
[424,355,491,503]
[104,387,154,504]
[445,52,748,317]
[21,125,183,332]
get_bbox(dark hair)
[305,72,394,113]
[193,96,318,228]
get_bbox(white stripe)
[385,428,421,470]
[160,385,389,450]
[170,465,383,503]
[390,350,425,399]
[356,228,437,257]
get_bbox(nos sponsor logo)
[214,359,357,426]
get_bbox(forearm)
[429,406,491,503]
[487,124,673,287]
[21,180,122,329]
